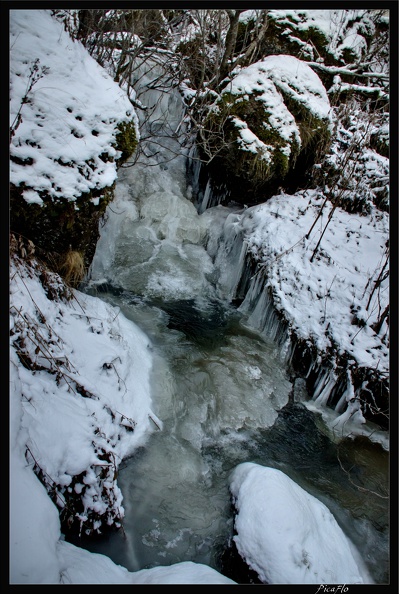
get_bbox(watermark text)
[315,585,349,594]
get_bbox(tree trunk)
[371,303,389,335]
[218,10,244,84]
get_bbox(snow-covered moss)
[10,9,139,276]
[267,9,376,66]
[202,55,331,201]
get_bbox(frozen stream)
[76,64,389,583]
[78,281,389,583]
[81,288,293,572]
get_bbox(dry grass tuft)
[59,250,86,288]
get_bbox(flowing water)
[76,62,389,583]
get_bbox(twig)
[336,444,388,500]
[149,414,162,430]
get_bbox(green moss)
[10,182,115,277]
[279,90,331,153]
[272,149,290,178]
[203,92,301,189]
[115,119,138,164]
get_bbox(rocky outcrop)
[10,9,139,283]
[197,55,331,205]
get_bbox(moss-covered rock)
[205,93,297,191]
[200,55,331,203]
[10,182,115,282]
[263,12,332,64]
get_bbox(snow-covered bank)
[9,248,149,577]
[238,191,388,369]
[207,187,389,446]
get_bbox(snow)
[229,463,372,584]
[232,116,275,160]
[239,10,260,25]
[9,9,389,586]
[258,55,331,120]
[10,427,62,584]
[57,543,236,584]
[329,77,389,100]
[337,32,367,59]
[10,9,138,204]
[238,190,389,371]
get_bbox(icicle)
[200,179,212,214]
[187,143,202,200]
[334,370,365,428]
[314,374,336,406]
[239,275,288,346]
[306,359,316,379]
[215,215,250,300]
[219,242,247,301]
[246,284,269,330]
[332,389,366,433]
[266,310,288,346]
[209,182,230,209]
[312,368,331,400]
[334,390,349,413]
[239,273,263,317]
[284,336,297,368]
[279,336,291,361]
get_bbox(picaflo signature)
[315,586,349,594]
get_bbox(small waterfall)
[213,211,290,351]
[239,275,289,349]
[213,214,249,302]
